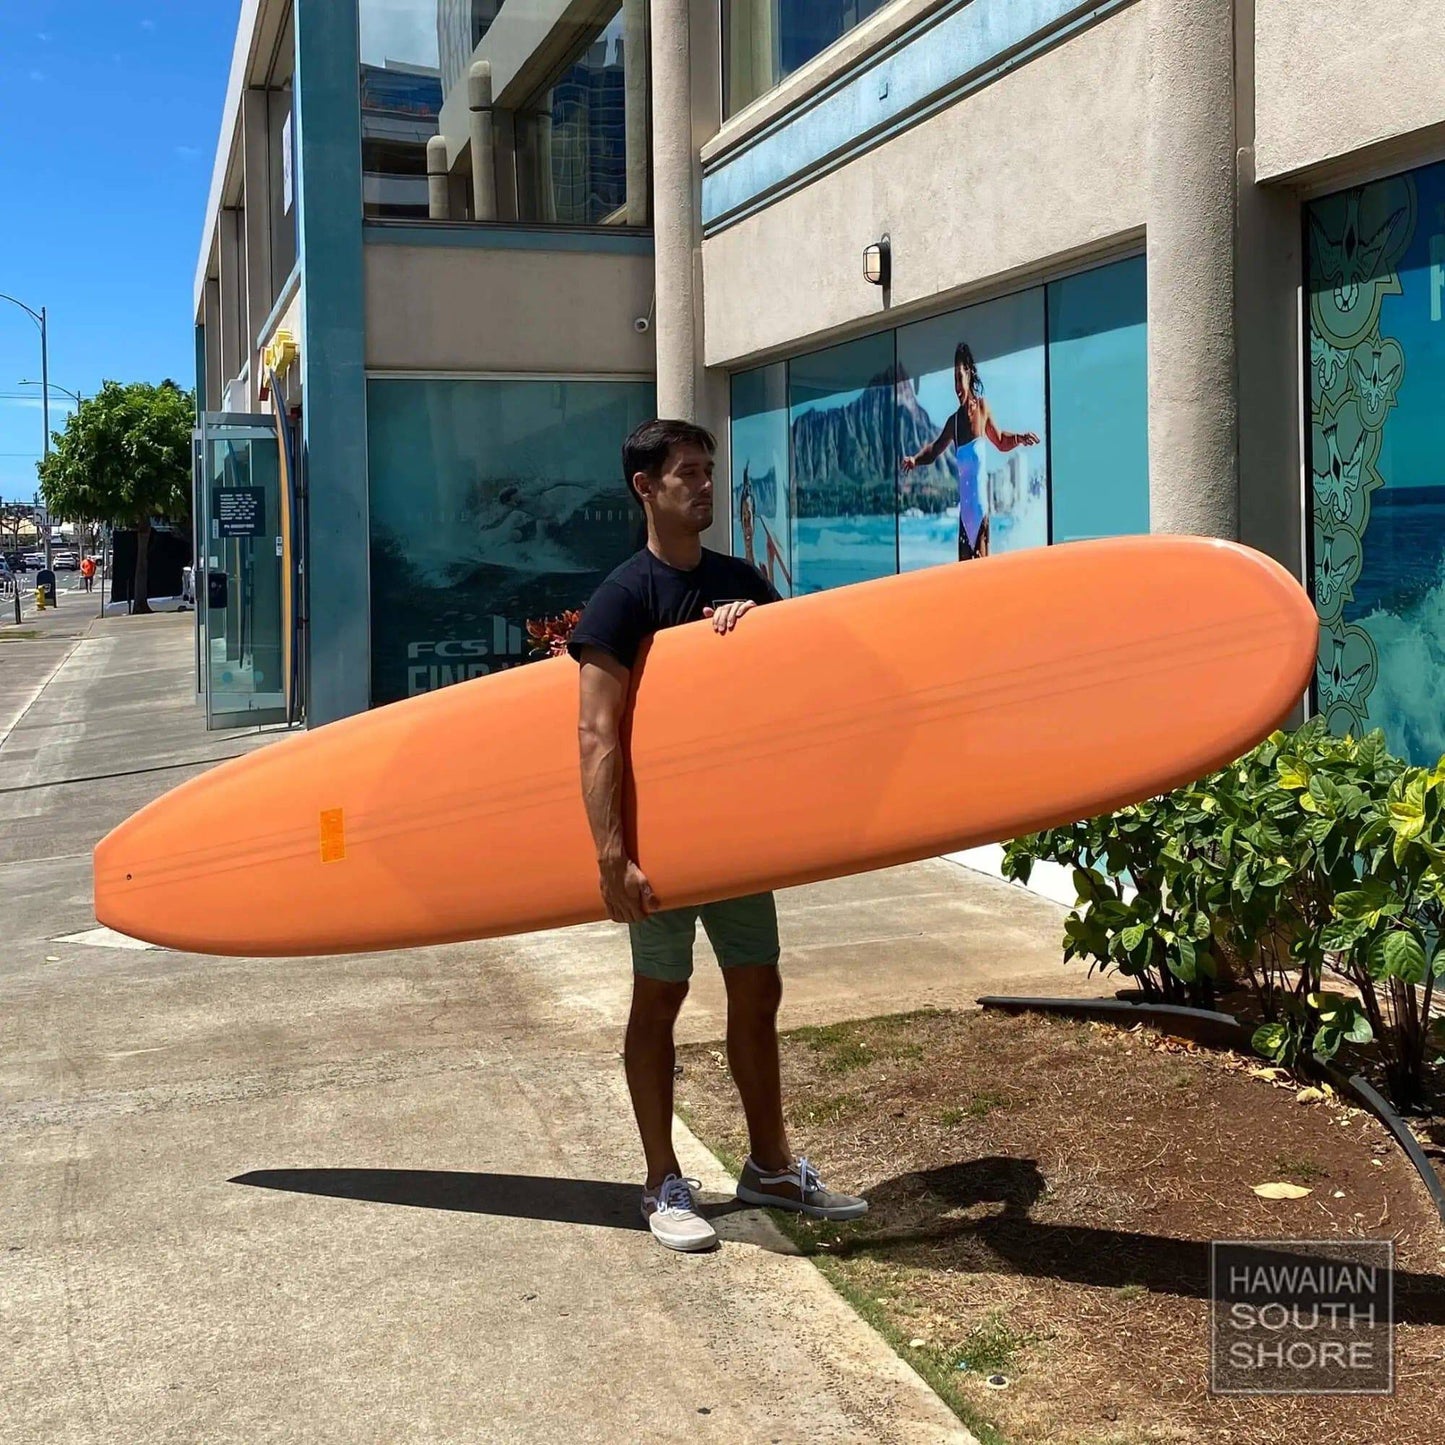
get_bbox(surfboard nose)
[93,810,169,949]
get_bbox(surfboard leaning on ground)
[93,536,1319,957]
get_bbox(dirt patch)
[677,1009,1445,1445]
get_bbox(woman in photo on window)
[900,342,1040,560]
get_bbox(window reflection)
[358,0,650,226]
[726,0,888,117]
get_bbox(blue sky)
[0,2,237,501]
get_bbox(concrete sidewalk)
[1,613,1079,1443]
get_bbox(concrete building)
[194,0,1445,769]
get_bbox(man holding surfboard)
[570,419,869,1252]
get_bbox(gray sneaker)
[735,1155,868,1220]
[641,1174,718,1252]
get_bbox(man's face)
[637,442,714,533]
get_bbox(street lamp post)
[21,379,78,407]
[19,379,83,557]
[1,293,50,567]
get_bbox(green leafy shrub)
[1003,721,1445,1110]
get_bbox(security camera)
[633,316,651,334]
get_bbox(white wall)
[1255,0,1445,182]
[701,4,1146,367]
[364,244,656,374]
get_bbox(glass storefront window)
[788,332,898,594]
[1307,160,1445,764]
[358,0,650,226]
[731,363,794,595]
[1046,256,1149,543]
[367,376,654,705]
[725,0,889,117]
[897,288,1047,568]
[728,259,1149,599]
[198,421,287,728]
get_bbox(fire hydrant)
[34,585,46,611]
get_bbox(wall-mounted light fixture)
[863,237,891,288]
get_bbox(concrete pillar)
[268,91,298,290]
[532,100,557,222]
[203,278,223,413]
[749,0,775,111]
[623,0,649,225]
[492,110,520,223]
[468,61,498,221]
[242,89,274,406]
[651,0,696,419]
[1145,0,1237,537]
[1234,0,1304,580]
[217,207,245,399]
[295,0,370,724]
[426,136,452,220]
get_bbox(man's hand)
[598,854,658,923]
[702,599,758,633]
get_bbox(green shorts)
[629,892,780,982]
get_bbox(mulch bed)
[677,1009,1445,1445]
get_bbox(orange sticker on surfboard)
[319,808,345,863]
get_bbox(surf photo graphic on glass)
[896,288,1047,569]
[788,332,898,595]
[367,376,654,706]
[731,363,794,596]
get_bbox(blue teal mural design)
[1307,162,1445,763]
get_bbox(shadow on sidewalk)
[234,1160,1445,1320]
[230,1167,756,1235]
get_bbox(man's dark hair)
[621,419,716,507]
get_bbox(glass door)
[198,414,287,729]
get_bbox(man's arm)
[577,646,657,923]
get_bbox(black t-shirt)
[568,547,781,669]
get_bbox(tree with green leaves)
[1,501,30,555]
[37,379,192,613]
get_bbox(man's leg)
[721,963,791,1171]
[706,894,868,1222]
[627,910,719,1252]
[624,974,689,1188]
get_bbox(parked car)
[21,552,45,570]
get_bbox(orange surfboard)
[93,537,1318,956]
